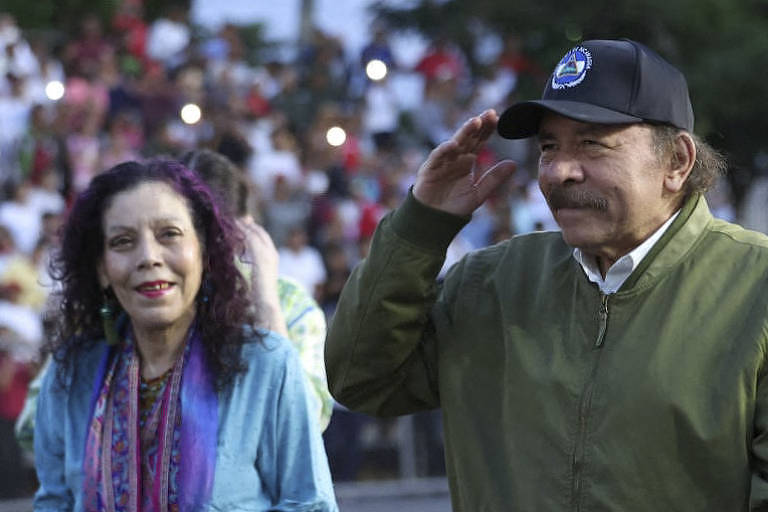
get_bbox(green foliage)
[372,0,768,176]
[143,0,191,22]
[5,0,190,34]
[4,0,118,33]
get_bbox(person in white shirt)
[278,225,327,300]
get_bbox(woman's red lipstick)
[136,281,173,298]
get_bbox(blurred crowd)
[0,0,748,494]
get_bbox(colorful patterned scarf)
[83,328,218,511]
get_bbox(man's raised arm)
[324,110,515,416]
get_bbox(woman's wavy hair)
[47,158,257,390]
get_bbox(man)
[325,39,768,511]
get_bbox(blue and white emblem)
[551,46,592,89]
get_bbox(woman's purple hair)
[48,158,257,390]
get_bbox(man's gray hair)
[651,124,727,197]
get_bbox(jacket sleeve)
[752,361,768,509]
[33,362,74,511]
[257,339,338,511]
[325,191,469,416]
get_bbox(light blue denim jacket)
[34,331,338,511]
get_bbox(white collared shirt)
[573,210,681,294]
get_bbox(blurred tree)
[372,0,768,204]
[5,0,191,34]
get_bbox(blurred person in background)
[362,70,401,155]
[262,173,311,248]
[98,111,141,170]
[181,148,333,431]
[0,181,41,255]
[319,241,352,320]
[33,159,336,510]
[18,104,72,198]
[0,215,45,496]
[278,224,327,302]
[145,5,190,71]
[63,14,113,79]
[360,26,397,73]
[0,314,39,498]
[111,0,148,69]
[0,72,33,181]
[248,125,304,199]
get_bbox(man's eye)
[540,143,556,152]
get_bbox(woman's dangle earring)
[200,277,211,304]
[100,288,120,346]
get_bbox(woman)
[34,159,337,511]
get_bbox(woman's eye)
[109,237,131,248]
[160,229,181,240]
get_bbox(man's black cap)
[497,39,694,139]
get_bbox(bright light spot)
[180,103,202,125]
[365,59,388,81]
[45,81,65,101]
[326,126,347,147]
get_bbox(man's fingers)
[453,110,498,153]
[428,110,499,166]
[472,110,498,151]
[451,115,483,147]
[474,160,517,201]
[421,140,465,175]
[421,146,477,184]
[418,111,501,187]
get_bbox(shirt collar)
[573,210,681,294]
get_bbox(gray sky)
[191,0,427,66]
[191,0,377,55]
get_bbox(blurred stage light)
[180,103,202,125]
[365,59,388,81]
[45,81,65,101]
[326,126,347,147]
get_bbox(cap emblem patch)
[552,46,592,89]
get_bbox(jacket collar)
[619,193,712,293]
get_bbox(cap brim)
[497,100,644,139]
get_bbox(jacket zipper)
[571,293,609,510]
[595,294,609,347]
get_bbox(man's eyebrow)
[575,124,620,138]
[537,129,556,141]
[537,123,621,142]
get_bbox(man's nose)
[540,152,585,185]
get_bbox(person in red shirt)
[0,333,34,498]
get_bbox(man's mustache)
[546,188,609,212]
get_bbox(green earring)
[100,289,120,346]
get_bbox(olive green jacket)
[326,191,768,511]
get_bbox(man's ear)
[663,132,696,194]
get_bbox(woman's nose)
[136,237,162,269]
